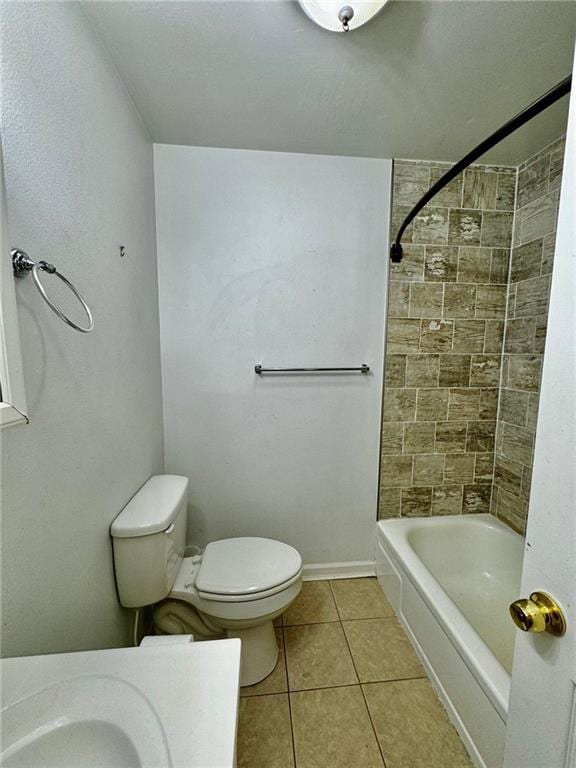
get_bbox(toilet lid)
[196,537,302,596]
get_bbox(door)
[504,49,576,768]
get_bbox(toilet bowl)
[111,475,303,686]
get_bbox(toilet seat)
[195,537,303,600]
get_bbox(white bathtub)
[376,513,523,768]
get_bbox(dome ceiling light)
[298,0,391,32]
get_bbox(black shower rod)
[390,75,572,263]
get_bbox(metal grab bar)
[255,364,370,375]
[12,249,94,333]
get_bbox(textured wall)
[0,3,164,656]
[379,160,515,518]
[155,144,389,565]
[492,137,565,533]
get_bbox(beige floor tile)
[284,623,358,691]
[237,693,294,768]
[330,578,394,620]
[363,679,472,768]
[291,686,384,768]
[241,629,288,697]
[283,580,339,625]
[343,618,424,683]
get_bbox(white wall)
[0,3,164,657]
[155,144,390,565]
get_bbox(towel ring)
[12,249,94,334]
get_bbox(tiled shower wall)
[379,160,515,519]
[379,139,565,531]
[492,137,565,532]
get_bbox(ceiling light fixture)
[298,0,391,32]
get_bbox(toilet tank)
[110,475,189,608]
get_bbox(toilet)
[110,475,303,686]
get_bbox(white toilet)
[111,475,303,686]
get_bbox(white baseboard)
[302,561,376,581]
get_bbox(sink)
[1,639,241,767]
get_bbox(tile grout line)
[281,624,299,768]
[328,581,389,768]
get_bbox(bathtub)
[375,513,523,768]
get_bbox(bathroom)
[0,1,574,766]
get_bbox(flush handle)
[509,591,566,637]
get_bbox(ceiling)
[83,0,576,164]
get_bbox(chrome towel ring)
[11,249,94,334]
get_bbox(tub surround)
[380,160,515,519]
[493,137,565,532]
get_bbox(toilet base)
[227,620,279,687]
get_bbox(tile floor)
[237,578,472,768]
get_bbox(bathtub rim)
[376,512,522,722]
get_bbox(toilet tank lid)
[110,475,189,538]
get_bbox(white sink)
[1,639,241,767]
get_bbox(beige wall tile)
[291,686,384,768]
[343,618,424,683]
[413,207,448,244]
[409,283,443,318]
[500,388,529,426]
[413,454,444,486]
[378,487,401,519]
[284,623,358,691]
[515,275,551,317]
[479,388,499,420]
[388,282,410,318]
[416,388,449,420]
[431,485,463,515]
[463,169,497,210]
[457,246,491,283]
[435,421,467,453]
[448,388,479,420]
[469,354,501,387]
[443,284,477,318]
[237,694,294,768]
[401,486,432,516]
[549,139,565,190]
[494,455,523,495]
[452,319,485,353]
[517,154,550,208]
[475,284,507,318]
[495,486,528,532]
[429,167,463,208]
[466,421,496,452]
[444,454,475,483]
[490,248,510,284]
[496,172,516,210]
[393,163,430,206]
[405,354,440,387]
[385,354,406,387]
[448,209,482,246]
[474,453,494,483]
[363,679,472,768]
[510,239,543,282]
[403,422,435,454]
[507,354,543,392]
[380,454,413,487]
[420,319,454,351]
[390,244,424,282]
[462,484,492,514]
[439,354,471,387]
[515,189,559,245]
[501,423,534,465]
[383,388,417,421]
[381,423,404,455]
[330,578,394,620]
[387,318,421,353]
[481,211,513,247]
[424,245,458,281]
[484,320,504,353]
[283,581,339,626]
[504,318,537,353]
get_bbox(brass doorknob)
[509,591,566,637]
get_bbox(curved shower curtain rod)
[390,75,572,263]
